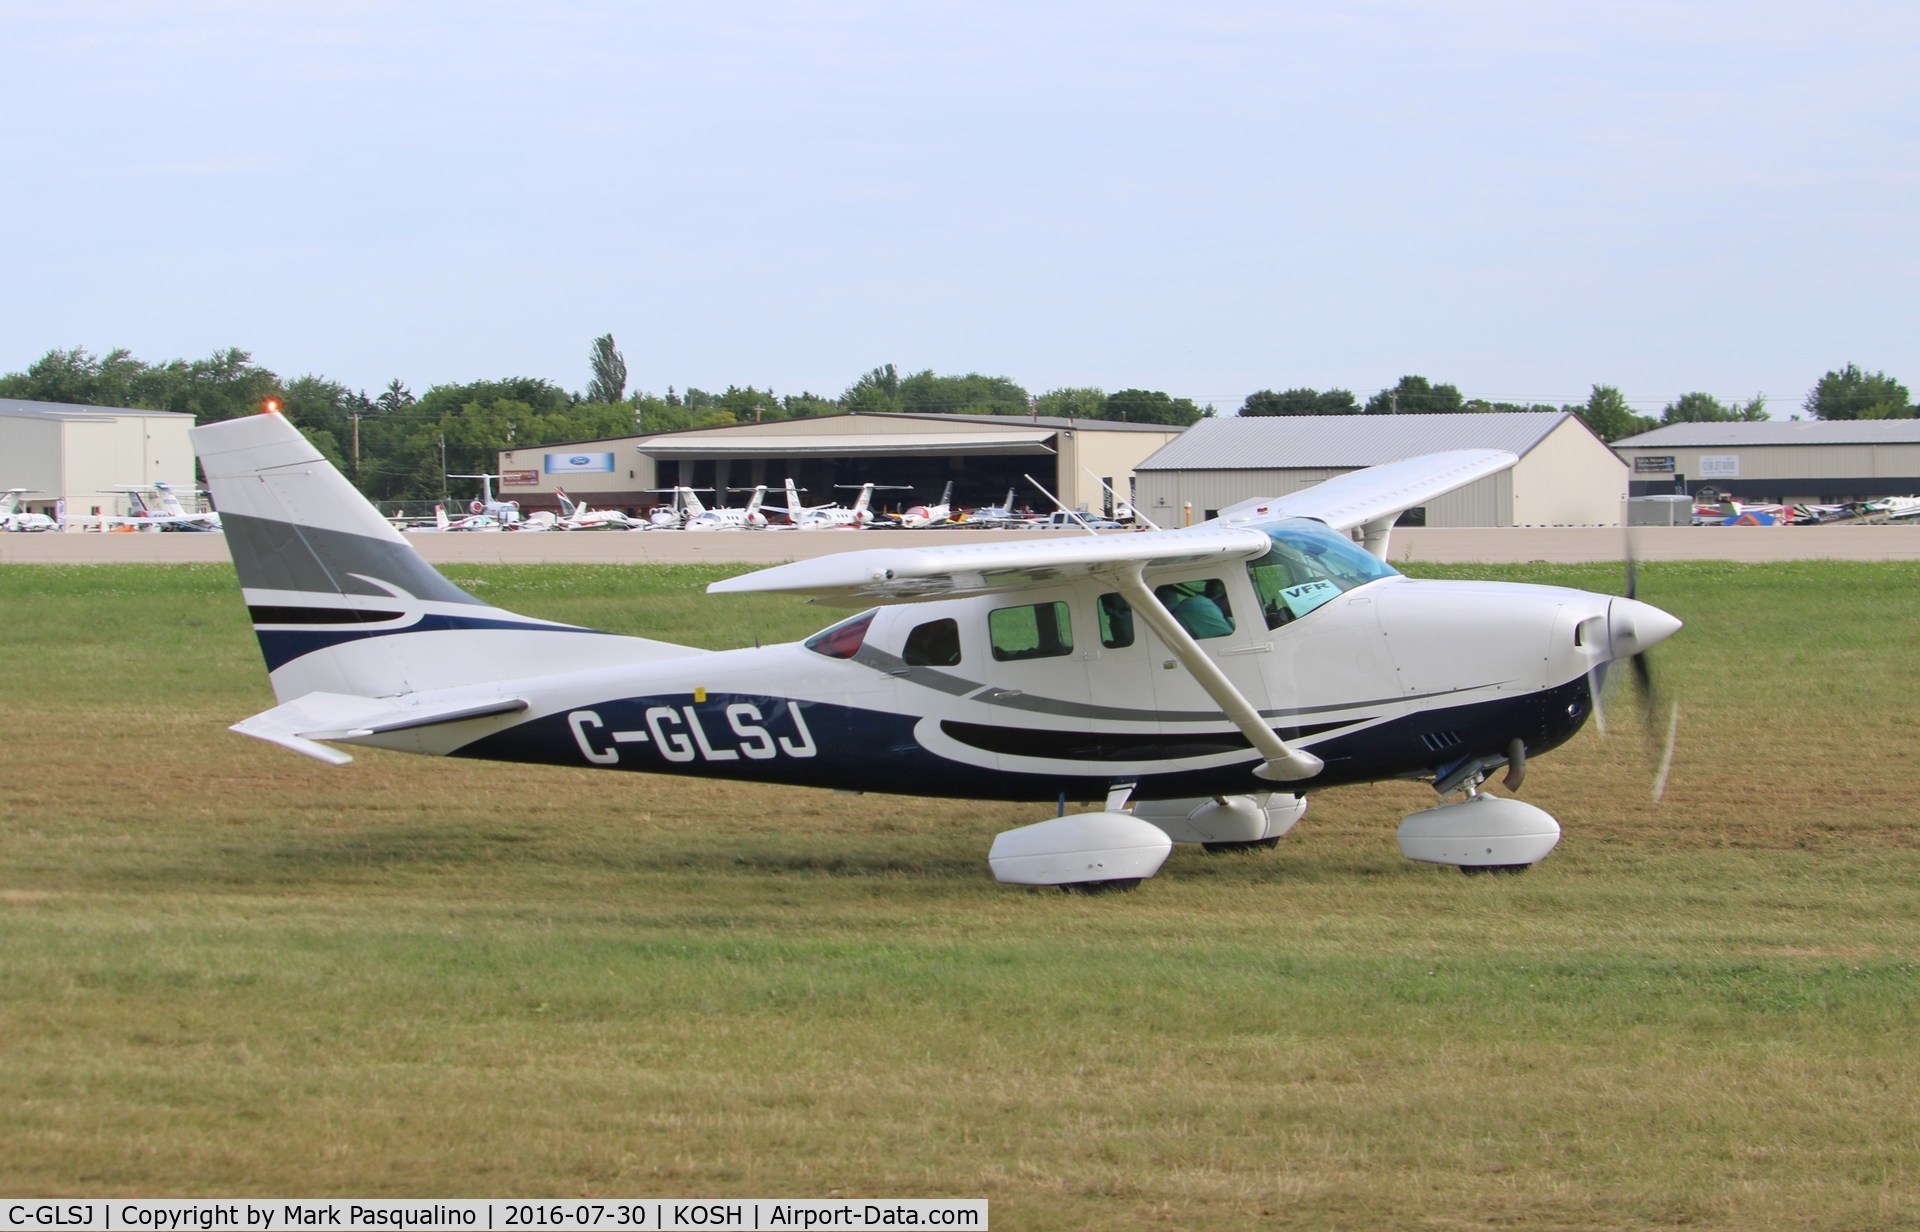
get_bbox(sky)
[2,1,1914,416]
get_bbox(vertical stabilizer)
[193,413,694,703]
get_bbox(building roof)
[1612,419,1920,448]
[1136,411,1574,471]
[0,397,194,421]
[641,429,1057,460]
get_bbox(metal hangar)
[495,412,1186,518]
[1131,412,1627,527]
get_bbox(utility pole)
[350,411,361,486]
[439,435,448,501]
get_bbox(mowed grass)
[1,559,1917,1229]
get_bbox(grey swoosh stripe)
[222,512,486,607]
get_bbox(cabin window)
[903,617,962,667]
[989,601,1074,661]
[1097,593,1135,648]
[1154,579,1235,639]
[804,609,876,659]
[1247,517,1401,629]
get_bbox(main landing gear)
[1400,740,1561,874]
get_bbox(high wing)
[710,448,1518,785]
[709,449,1516,607]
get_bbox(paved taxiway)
[4,524,1917,566]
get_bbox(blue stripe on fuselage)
[445,676,1595,804]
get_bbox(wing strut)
[1109,565,1323,783]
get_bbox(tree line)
[2,337,1909,502]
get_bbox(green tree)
[1567,384,1656,442]
[1036,387,1108,419]
[586,334,628,405]
[1804,364,1913,420]
[1240,388,1358,416]
[898,370,1030,416]
[1103,388,1203,426]
[1660,392,1767,424]
[1364,375,1464,415]
[842,364,902,414]
[781,391,839,418]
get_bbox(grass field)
[2,560,1917,1229]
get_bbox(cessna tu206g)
[195,412,1680,890]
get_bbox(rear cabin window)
[1154,579,1235,639]
[989,601,1074,661]
[903,617,962,667]
[1097,593,1135,648]
[804,610,876,659]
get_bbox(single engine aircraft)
[193,412,1681,890]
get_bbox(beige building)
[1132,412,1627,527]
[0,398,197,520]
[1612,420,1920,504]
[496,412,1184,518]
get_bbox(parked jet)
[447,474,522,526]
[193,411,1682,891]
[0,489,56,532]
[896,482,955,529]
[780,480,904,529]
[685,485,771,531]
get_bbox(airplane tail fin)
[555,486,579,517]
[851,484,873,515]
[785,479,804,521]
[682,488,707,516]
[745,485,767,516]
[192,413,694,705]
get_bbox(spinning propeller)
[1595,546,1683,801]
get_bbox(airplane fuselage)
[305,572,1611,803]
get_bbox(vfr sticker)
[568,701,817,766]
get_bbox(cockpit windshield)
[1246,518,1400,629]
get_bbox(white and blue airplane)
[193,412,1680,890]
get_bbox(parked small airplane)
[98,482,223,531]
[685,485,771,531]
[447,474,522,526]
[959,489,1029,528]
[192,412,1682,891]
[0,489,57,532]
[548,487,637,531]
[896,482,955,529]
[780,480,906,529]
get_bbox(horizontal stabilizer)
[232,691,530,765]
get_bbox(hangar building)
[1132,412,1626,527]
[0,398,197,519]
[1612,420,1920,503]
[496,412,1184,518]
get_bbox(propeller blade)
[1652,699,1679,803]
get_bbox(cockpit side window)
[989,601,1074,661]
[903,617,962,667]
[804,610,877,659]
[1248,519,1399,629]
